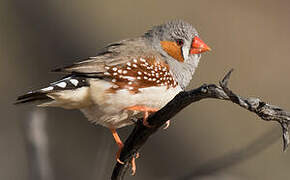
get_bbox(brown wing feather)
[51,37,159,75]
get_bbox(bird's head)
[145,20,211,64]
[144,20,211,89]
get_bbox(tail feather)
[15,91,52,105]
[15,75,90,106]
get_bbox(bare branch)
[219,69,290,151]
[111,70,290,180]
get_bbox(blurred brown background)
[1,0,290,179]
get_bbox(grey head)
[144,20,210,89]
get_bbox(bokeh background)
[1,0,290,179]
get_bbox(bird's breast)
[89,79,182,114]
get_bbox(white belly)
[82,79,182,128]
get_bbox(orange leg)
[125,105,159,127]
[110,128,124,164]
[110,128,139,175]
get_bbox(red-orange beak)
[190,36,211,54]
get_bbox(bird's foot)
[130,152,140,175]
[116,148,140,175]
[125,105,159,128]
[110,128,140,175]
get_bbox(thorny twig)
[111,69,290,180]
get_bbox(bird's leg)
[125,105,159,127]
[110,128,139,175]
[110,128,124,164]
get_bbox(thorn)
[220,68,234,87]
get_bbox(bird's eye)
[176,39,184,46]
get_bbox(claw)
[163,120,170,129]
[117,157,125,165]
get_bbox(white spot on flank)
[127,66,131,70]
[128,81,133,85]
[128,87,134,90]
[117,69,122,74]
[148,78,152,81]
[112,67,118,71]
[56,82,67,88]
[104,72,110,76]
[137,76,141,80]
[133,59,138,63]
[105,66,110,70]
[152,78,156,81]
[70,79,79,86]
[112,79,117,83]
[113,72,118,76]
[127,62,131,66]
[144,76,148,80]
[123,70,128,74]
[156,80,160,83]
[137,71,142,75]
[122,76,135,81]
[41,86,54,91]
[140,58,146,62]
[132,64,137,68]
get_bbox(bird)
[16,20,211,175]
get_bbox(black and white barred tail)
[16,76,90,109]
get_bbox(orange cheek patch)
[160,41,184,62]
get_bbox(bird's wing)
[52,37,160,76]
